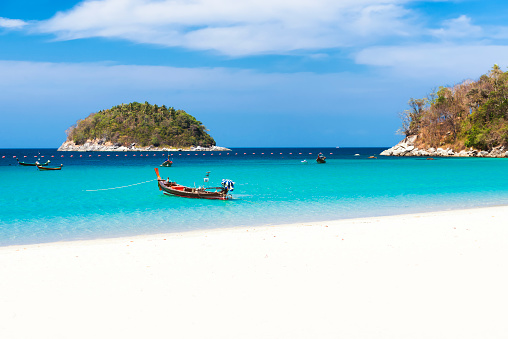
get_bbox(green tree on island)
[65,102,216,148]
[398,65,508,151]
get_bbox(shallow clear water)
[2,147,508,246]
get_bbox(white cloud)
[0,59,416,123]
[347,3,413,37]
[0,59,374,98]
[0,59,412,147]
[352,13,508,81]
[429,15,483,40]
[0,17,27,29]
[355,44,508,80]
[32,0,417,56]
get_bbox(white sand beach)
[1,206,508,339]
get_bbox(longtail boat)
[155,168,233,200]
[37,164,63,171]
[160,157,173,167]
[316,153,326,163]
[17,158,51,166]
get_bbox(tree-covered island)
[383,65,508,157]
[59,102,221,151]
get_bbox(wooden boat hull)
[155,168,231,200]
[316,153,326,163]
[37,164,63,171]
[158,181,230,200]
[17,158,50,166]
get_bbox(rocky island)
[382,65,508,158]
[58,102,230,152]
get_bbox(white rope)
[84,179,156,192]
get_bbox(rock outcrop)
[58,139,231,152]
[380,135,508,158]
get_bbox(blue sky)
[1,0,508,148]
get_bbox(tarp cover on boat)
[221,179,235,191]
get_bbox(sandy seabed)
[1,206,508,339]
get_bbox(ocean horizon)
[2,147,508,246]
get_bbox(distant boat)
[368,156,377,159]
[161,157,173,167]
[301,159,308,164]
[37,164,63,171]
[17,158,50,166]
[316,153,326,163]
[354,154,360,156]
[155,168,233,200]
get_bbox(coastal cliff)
[382,65,508,158]
[380,135,508,157]
[59,102,224,151]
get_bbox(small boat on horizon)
[155,168,234,200]
[37,164,63,171]
[17,158,51,166]
[160,156,173,167]
[316,153,326,163]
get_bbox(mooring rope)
[84,179,156,192]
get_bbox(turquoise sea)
[1,147,508,246]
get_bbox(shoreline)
[57,142,232,152]
[57,139,231,152]
[381,135,508,158]
[3,202,507,248]
[2,202,508,248]
[2,206,508,338]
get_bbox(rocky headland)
[58,139,231,152]
[381,135,508,158]
[382,66,508,158]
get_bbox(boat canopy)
[221,179,235,191]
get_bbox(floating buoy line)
[2,152,336,159]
